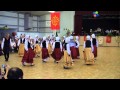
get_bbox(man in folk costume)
[41,37,49,63]
[14,35,19,53]
[91,34,98,60]
[34,35,41,57]
[22,35,35,66]
[69,36,77,61]
[0,41,3,56]
[18,34,25,56]
[1,33,12,61]
[75,36,80,59]
[83,35,95,64]
[63,37,73,69]
[51,37,62,63]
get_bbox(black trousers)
[3,47,10,61]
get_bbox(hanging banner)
[106,36,111,43]
[51,12,60,30]
[98,37,103,45]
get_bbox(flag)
[51,12,60,30]
[106,36,111,43]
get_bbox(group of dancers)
[0,33,98,69]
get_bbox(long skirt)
[48,43,52,54]
[51,48,62,61]
[63,50,73,68]
[70,46,77,59]
[22,48,35,63]
[42,48,49,59]
[18,44,24,56]
[34,44,41,55]
[83,48,94,64]
[93,45,97,58]
[76,47,80,58]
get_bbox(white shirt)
[40,40,48,49]
[75,40,80,48]
[52,41,62,51]
[17,38,25,46]
[83,41,94,52]
[1,38,12,49]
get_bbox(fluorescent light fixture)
[48,11,55,13]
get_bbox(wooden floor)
[0,46,120,79]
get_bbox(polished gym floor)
[0,46,120,79]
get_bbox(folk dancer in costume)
[83,35,95,64]
[91,34,98,60]
[41,37,49,63]
[18,34,25,56]
[63,37,73,69]
[14,36,19,53]
[11,39,16,52]
[22,35,35,66]
[69,36,77,61]
[47,35,52,54]
[51,37,62,63]
[34,35,41,57]
[1,33,12,61]
[75,36,80,59]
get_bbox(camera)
[1,64,6,75]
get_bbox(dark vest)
[42,41,46,48]
[20,38,25,44]
[4,37,10,48]
[92,38,96,45]
[55,42,60,48]
[85,40,91,48]
[64,43,67,50]
[36,40,38,44]
[28,42,31,48]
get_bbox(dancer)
[75,36,80,59]
[47,35,52,54]
[41,37,49,63]
[63,37,73,69]
[83,35,94,64]
[69,36,77,61]
[51,37,62,63]
[1,33,12,61]
[34,35,41,57]
[91,34,98,60]
[22,35,35,66]
[18,34,25,56]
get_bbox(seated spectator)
[7,67,23,79]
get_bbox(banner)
[106,36,111,43]
[98,37,103,45]
[51,12,60,30]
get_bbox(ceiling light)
[48,11,55,13]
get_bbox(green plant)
[107,33,113,36]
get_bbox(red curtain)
[106,36,111,43]
[51,12,60,30]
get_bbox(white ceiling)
[17,11,52,16]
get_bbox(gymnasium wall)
[0,11,75,39]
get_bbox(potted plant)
[106,33,113,43]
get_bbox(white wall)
[60,11,75,36]
[38,11,75,37]
[0,11,75,38]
